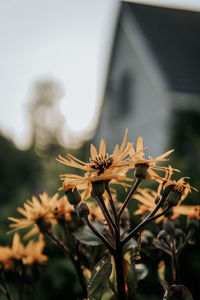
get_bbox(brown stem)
[47,228,70,254]
[170,252,180,284]
[84,217,115,255]
[114,242,127,300]
[19,262,25,300]
[0,265,13,300]
[152,241,171,256]
[121,196,166,246]
[147,204,170,222]
[177,227,196,255]
[105,182,118,224]
[95,195,116,238]
[64,221,87,298]
[118,178,142,219]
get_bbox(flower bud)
[160,184,174,199]
[157,229,168,241]
[166,189,182,207]
[174,228,185,239]
[163,219,175,234]
[63,183,81,205]
[134,164,148,179]
[76,203,90,218]
[91,180,105,198]
[141,230,154,246]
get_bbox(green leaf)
[73,222,105,246]
[125,250,148,297]
[158,260,168,291]
[163,285,194,300]
[88,256,112,300]
[126,260,137,297]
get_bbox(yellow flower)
[133,188,199,221]
[128,136,176,179]
[158,167,198,205]
[86,201,106,222]
[172,205,200,220]
[0,233,47,269]
[8,193,58,239]
[57,130,132,199]
[22,236,48,265]
[57,129,131,175]
[133,189,164,222]
[53,195,75,221]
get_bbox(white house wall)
[96,9,171,158]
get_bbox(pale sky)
[0,0,199,148]
[0,0,118,148]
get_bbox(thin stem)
[84,216,115,255]
[63,221,87,298]
[47,228,70,254]
[114,238,126,300]
[19,263,25,300]
[118,178,142,219]
[147,204,170,222]
[177,227,196,255]
[170,252,180,284]
[95,195,116,238]
[105,182,118,224]
[0,265,13,300]
[152,241,171,256]
[121,196,166,246]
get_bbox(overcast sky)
[0,0,200,149]
[0,0,118,148]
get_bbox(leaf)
[124,250,148,297]
[73,222,105,246]
[88,256,112,300]
[163,285,194,300]
[158,260,168,291]
[126,260,137,297]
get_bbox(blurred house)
[96,2,200,157]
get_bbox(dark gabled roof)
[122,3,200,93]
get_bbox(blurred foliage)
[170,109,200,204]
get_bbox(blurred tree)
[170,109,200,203]
[28,79,65,156]
[0,133,43,243]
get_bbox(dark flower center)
[89,154,114,175]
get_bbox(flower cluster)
[8,192,76,238]
[9,130,197,238]
[0,233,47,270]
[57,130,178,201]
[6,129,198,300]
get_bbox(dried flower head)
[159,167,197,206]
[133,188,199,222]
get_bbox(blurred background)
[0,0,200,299]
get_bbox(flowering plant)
[2,130,198,299]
